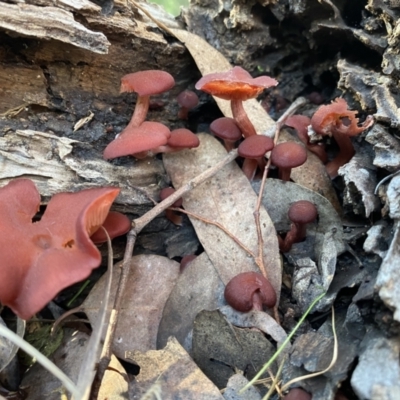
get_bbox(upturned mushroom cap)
[238,135,274,159]
[0,179,120,319]
[120,70,175,96]
[288,200,318,225]
[103,121,171,159]
[210,117,242,142]
[224,271,276,312]
[166,128,200,149]
[90,211,131,244]
[195,66,278,101]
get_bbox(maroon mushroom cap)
[288,200,318,225]
[224,271,276,312]
[270,142,307,181]
[238,135,274,159]
[283,388,312,400]
[210,117,242,142]
[177,90,199,109]
[103,121,171,160]
[120,70,175,96]
[167,128,200,149]
[160,187,183,208]
[90,211,131,244]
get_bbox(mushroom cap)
[210,117,242,142]
[177,90,199,109]
[0,179,119,319]
[103,121,171,159]
[90,211,131,244]
[160,187,183,208]
[285,115,311,144]
[270,142,307,169]
[283,388,312,400]
[288,200,318,224]
[311,97,374,137]
[238,135,274,159]
[224,271,276,312]
[167,128,200,149]
[120,70,175,96]
[195,66,278,101]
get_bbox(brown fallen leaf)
[169,28,340,212]
[83,254,180,360]
[127,337,224,400]
[164,134,281,300]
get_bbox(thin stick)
[171,207,257,259]
[254,97,307,321]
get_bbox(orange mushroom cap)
[195,66,278,101]
[0,179,120,319]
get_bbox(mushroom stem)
[326,131,355,178]
[278,168,292,182]
[231,99,257,137]
[242,158,258,180]
[127,95,150,129]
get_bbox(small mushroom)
[90,211,131,244]
[120,70,175,129]
[283,388,312,400]
[103,121,171,160]
[177,90,199,119]
[180,254,197,272]
[196,66,278,137]
[285,114,328,163]
[311,97,374,178]
[159,187,183,226]
[238,135,274,180]
[153,128,200,154]
[224,272,276,312]
[210,117,242,151]
[270,142,307,181]
[279,200,318,252]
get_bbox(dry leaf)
[127,337,224,400]
[21,330,127,400]
[169,28,340,211]
[157,252,225,351]
[83,255,180,360]
[163,134,281,300]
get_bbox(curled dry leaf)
[83,254,180,360]
[127,337,224,400]
[163,134,281,301]
[169,28,340,211]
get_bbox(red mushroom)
[120,70,175,129]
[224,272,276,312]
[285,114,328,163]
[283,388,312,400]
[180,254,197,272]
[103,121,171,160]
[159,187,183,226]
[90,211,131,244]
[177,90,199,120]
[279,200,318,252]
[0,179,120,319]
[210,117,242,151]
[270,142,307,181]
[195,66,278,137]
[311,98,374,178]
[152,128,200,154]
[238,135,274,180]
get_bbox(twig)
[94,149,239,387]
[254,97,307,321]
[171,207,257,259]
